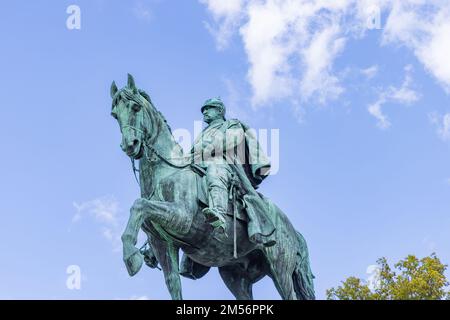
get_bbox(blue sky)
[1,0,450,299]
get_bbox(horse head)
[110,74,155,160]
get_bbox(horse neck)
[139,106,184,198]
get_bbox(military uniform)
[191,98,271,231]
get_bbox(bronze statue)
[191,97,273,240]
[111,74,315,300]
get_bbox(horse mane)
[114,87,173,135]
[137,89,184,155]
[138,89,173,134]
[113,86,183,154]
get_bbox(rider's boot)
[202,186,228,233]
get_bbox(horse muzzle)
[122,138,143,158]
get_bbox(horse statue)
[110,74,315,300]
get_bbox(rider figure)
[190,97,271,232]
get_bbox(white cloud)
[201,0,450,112]
[389,65,420,105]
[382,1,450,93]
[73,196,119,225]
[366,264,381,291]
[129,295,150,300]
[368,65,420,129]
[361,65,379,80]
[299,24,346,104]
[132,1,153,22]
[202,0,354,107]
[101,227,115,241]
[429,112,450,141]
[200,0,244,50]
[368,98,390,129]
[222,77,251,121]
[73,196,122,251]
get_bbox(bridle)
[121,109,191,186]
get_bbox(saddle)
[179,164,277,280]
[192,164,248,222]
[191,163,276,245]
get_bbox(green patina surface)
[110,74,315,300]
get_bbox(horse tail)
[292,231,315,300]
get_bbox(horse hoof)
[124,249,144,277]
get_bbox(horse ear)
[110,81,118,98]
[127,73,138,93]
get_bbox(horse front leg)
[121,199,147,276]
[150,236,183,300]
[121,198,190,276]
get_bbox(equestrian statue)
[110,74,315,300]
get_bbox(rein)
[118,91,199,252]
[119,90,191,171]
[125,124,191,187]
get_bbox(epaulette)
[227,119,243,127]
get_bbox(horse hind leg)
[265,247,298,300]
[218,252,268,300]
[150,236,183,300]
[268,231,316,300]
[219,265,254,300]
[270,269,297,300]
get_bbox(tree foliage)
[327,254,450,300]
